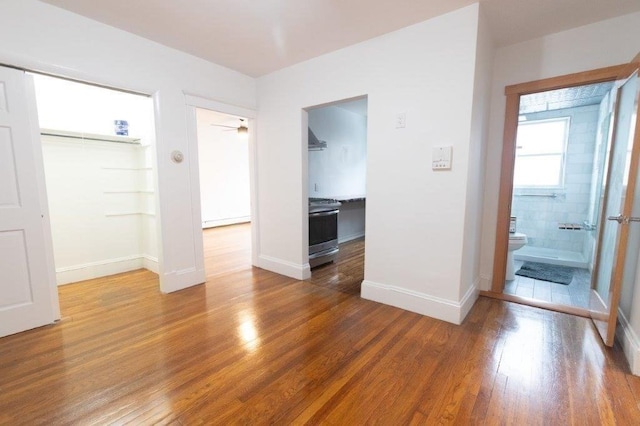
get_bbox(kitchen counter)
[333,195,366,203]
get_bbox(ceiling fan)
[211,118,248,137]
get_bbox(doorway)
[31,74,160,286]
[194,107,252,277]
[491,60,640,347]
[304,96,368,294]
[502,81,616,309]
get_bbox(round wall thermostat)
[171,150,184,163]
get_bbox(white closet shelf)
[41,128,141,144]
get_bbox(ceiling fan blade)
[211,124,237,129]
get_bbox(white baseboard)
[459,281,480,323]
[338,231,365,244]
[258,254,310,280]
[479,273,492,291]
[56,255,145,285]
[616,309,640,376]
[202,216,250,229]
[361,279,479,325]
[161,267,206,293]
[142,255,159,274]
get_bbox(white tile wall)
[511,104,599,254]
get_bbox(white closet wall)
[34,75,157,285]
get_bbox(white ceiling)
[40,0,640,77]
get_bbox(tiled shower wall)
[511,104,599,253]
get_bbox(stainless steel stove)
[308,198,341,267]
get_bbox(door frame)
[183,94,259,267]
[490,64,629,296]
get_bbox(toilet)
[506,233,528,280]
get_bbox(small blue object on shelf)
[114,120,129,136]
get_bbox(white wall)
[308,105,367,198]
[478,11,640,371]
[459,7,493,307]
[197,110,251,228]
[0,0,256,292]
[257,4,489,324]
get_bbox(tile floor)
[504,260,591,308]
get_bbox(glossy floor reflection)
[1,224,639,423]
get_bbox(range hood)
[308,127,327,151]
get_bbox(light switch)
[432,146,452,170]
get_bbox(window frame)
[514,116,571,189]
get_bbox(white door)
[590,63,640,346]
[0,66,58,338]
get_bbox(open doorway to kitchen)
[31,73,160,288]
[503,81,616,309]
[305,96,367,295]
[195,108,253,277]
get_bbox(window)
[514,117,569,188]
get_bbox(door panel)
[0,66,56,338]
[590,67,640,346]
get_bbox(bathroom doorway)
[490,62,640,326]
[502,80,616,310]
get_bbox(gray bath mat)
[515,262,574,285]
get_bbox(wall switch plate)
[432,146,452,170]
[396,112,406,128]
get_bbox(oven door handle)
[309,210,338,217]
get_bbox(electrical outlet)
[396,112,406,128]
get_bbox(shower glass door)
[590,67,640,346]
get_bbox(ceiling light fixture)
[237,119,249,139]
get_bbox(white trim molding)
[162,266,206,293]
[616,309,640,376]
[479,273,492,291]
[338,231,365,244]
[142,255,159,274]
[56,255,154,285]
[361,279,479,325]
[459,281,480,322]
[203,217,251,229]
[258,255,311,280]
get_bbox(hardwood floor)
[1,223,640,424]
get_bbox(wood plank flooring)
[1,223,640,424]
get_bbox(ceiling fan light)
[237,125,249,138]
